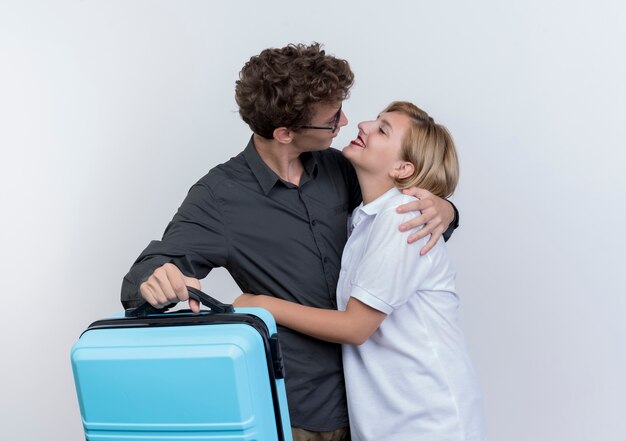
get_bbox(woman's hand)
[396,187,455,255]
[233,293,261,308]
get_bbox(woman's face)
[343,111,410,176]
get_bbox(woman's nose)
[358,120,372,133]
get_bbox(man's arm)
[234,294,386,345]
[338,152,459,252]
[396,187,459,255]
[121,181,228,311]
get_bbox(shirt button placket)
[299,189,335,305]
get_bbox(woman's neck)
[356,169,395,205]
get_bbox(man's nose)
[338,110,348,128]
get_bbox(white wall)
[1,0,625,439]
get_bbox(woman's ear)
[389,161,415,180]
[273,127,294,144]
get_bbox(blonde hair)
[383,101,459,198]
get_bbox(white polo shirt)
[338,188,486,441]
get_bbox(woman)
[235,101,486,441]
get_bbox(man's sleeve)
[121,181,229,309]
[442,200,460,242]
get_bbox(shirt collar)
[354,187,400,218]
[301,152,319,181]
[243,136,319,195]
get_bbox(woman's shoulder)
[378,189,420,218]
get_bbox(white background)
[1,1,625,439]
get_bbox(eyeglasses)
[295,106,342,133]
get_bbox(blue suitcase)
[71,287,292,441]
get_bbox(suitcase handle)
[187,286,235,314]
[125,286,234,317]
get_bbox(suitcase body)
[71,290,292,441]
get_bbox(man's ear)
[389,161,415,180]
[273,127,294,144]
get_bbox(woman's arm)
[234,294,386,345]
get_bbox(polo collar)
[355,187,401,217]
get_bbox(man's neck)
[253,134,305,186]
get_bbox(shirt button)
[311,219,317,226]
[323,257,329,263]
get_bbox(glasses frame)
[295,105,342,133]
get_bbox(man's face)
[291,102,347,152]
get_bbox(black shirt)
[122,137,361,431]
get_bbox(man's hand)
[140,263,202,312]
[396,187,455,256]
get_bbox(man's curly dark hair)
[235,43,355,139]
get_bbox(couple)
[122,43,485,441]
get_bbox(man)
[122,43,457,441]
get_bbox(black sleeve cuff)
[442,200,460,242]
